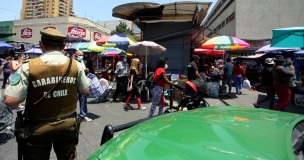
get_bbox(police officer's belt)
[30,111,76,126]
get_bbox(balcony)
[60,0,67,3]
[59,3,67,7]
[59,12,66,16]
[59,7,65,11]
[37,3,44,6]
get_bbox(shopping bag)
[243,79,251,89]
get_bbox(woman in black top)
[253,58,275,109]
[123,58,146,111]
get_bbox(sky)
[0,0,217,22]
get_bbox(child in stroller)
[174,79,210,111]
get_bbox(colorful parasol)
[194,48,225,56]
[202,36,250,50]
[96,33,138,51]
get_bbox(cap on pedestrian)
[192,55,198,59]
[40,28,67,41]
[265,58,274,64]
[274,55,286,62]
[121,55,127,58]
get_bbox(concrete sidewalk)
[1,76,304,160]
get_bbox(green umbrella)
[271,27,304,48]
[79,42,94,51]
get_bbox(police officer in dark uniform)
[4,28,90,160]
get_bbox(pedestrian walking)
[148,57,178,117]
[75,50,93,122]
[219,57,234,97]
[113,55,129,102]
[9,53,24,82]
[187,55,203,81]
[85,58,95,74]
[232,61,246,95]
[272,55,295,111]
[4,28,90,159]
[253,58,275,109]
[0,56,12,88]
[123,58,146,111]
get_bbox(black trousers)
[2,71,10,87]
[113,76,128,100]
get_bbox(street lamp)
[84,26,97,41]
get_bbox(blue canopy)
[0,41,13,49]
[293,50,304,57]
[25,48,43,55]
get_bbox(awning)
[0,33,16,38]
[113,1,212,28]
[194,48,225,56]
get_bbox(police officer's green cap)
[40,28,67,41]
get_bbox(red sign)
[21,28,33,39]
[67,26,86,38]
[43,26,56,30]
[249,41,271,48]
[93,32,102,41]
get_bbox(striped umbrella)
[96,33,138,50]
[202,36,250,50]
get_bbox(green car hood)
[88,106,304,160]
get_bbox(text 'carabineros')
[32,76,77,88]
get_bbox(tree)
[111,21,133,35]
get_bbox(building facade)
[20,0,76,20]
[13,16,110,44]
[203,0,304,41]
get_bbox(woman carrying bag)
[123,58,146,111]
[148,57,178,117]
[232,61,246,95]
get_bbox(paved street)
[1,75,304,160]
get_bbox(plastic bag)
[243,79,251,89]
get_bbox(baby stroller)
[174,79,210,111]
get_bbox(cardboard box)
[295,94,304,106]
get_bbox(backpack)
[145,72,162,90]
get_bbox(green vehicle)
[88,106,304,160]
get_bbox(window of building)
[52,15,54,17]
[52,4,54,6]
[52,11,54,14]
[47,5,48,7]
[47,1,49,3]
[214,24,221,32]
[207,32,213,38]
[226,12,235,24]
[46,12,48,14]
[46,16,48,18]
[47,8,48,10]
[52,8,54,10]
[222,20,225,28]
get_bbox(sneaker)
[253,103,259,108]
[139,106,146,111]
[82,117,92,122]
[123,104,133,110]
[239,91,242,94]
[225,94,231,97]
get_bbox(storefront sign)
[67,26,86,38]
[93,32,102,41]
[43,26,56,30]
[249,41,270,48]
[21,28,33,39]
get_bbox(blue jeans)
[77,94,88,118]
[234,75,243,93]
[220,75,232,95]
